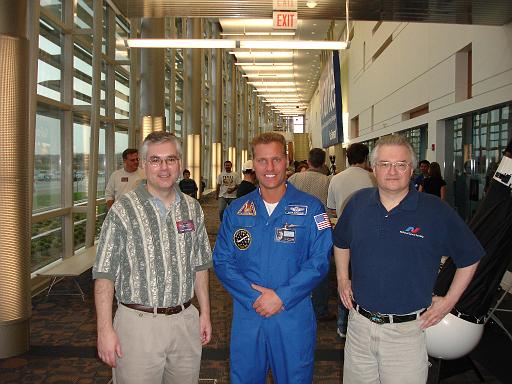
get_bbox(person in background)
[419,161,446,200]
[94,131,212,384]
[413,159,430,190]
[296,162,309,172]
[216,160,241,221]
[179,169,198,199]
[334,135,483,383]
[288,148,334,321]
[213,132,332,383]
[327,142,376,338]
[105,148,145,209]
[236,160,257,198]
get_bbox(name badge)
[176,220,195,233]
[121,177,129,182]
[285,205,308,215]
[275,227,296,243]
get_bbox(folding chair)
[485,270,512,342]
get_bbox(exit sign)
[273,11,298,30]
[273,0,297,11]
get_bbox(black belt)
[355,304,426,324]
[122,300,192,315]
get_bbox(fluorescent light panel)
[127,38,236,49]
[242,65,293,71]
[239,40,347,50]
[235,62,293,66]
[248,81,295,86]
[127,39,347,51]
[243,73,294,78]
[230,51,293,58]
[254,87,299,93]
[258,94,299,98]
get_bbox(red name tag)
[176,220,195,233]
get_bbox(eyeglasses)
[147,156,180,167]
[375,161,410,173]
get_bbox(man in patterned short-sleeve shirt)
[93,131,212,384]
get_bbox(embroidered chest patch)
[233,228,252,250]
[285,205,308,215]
[237,201,257,216]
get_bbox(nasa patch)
[233,228,252,251]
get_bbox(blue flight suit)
[213,183,332,383]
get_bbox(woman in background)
[419,161,446,200]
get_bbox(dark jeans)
[337,300,348,333]
[219,197,235,222]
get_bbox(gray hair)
[370,135,418,169]
[140,131,182,161]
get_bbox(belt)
[121,300,192,315]
[355,304,426,324]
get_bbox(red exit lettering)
[277,13,295,27]
[276,0,295,8]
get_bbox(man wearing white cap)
[237,160,257,198]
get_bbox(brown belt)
[121,300,192,315]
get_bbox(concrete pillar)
[229,61,237,168]
[140,18,165,142]
[185,19,202,193]
[0,0,31,358]
[211,24,223,189]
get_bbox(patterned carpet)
[0,192,509,383]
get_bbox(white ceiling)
[219,18,345,115]
[114,0,512,116]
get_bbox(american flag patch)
[314,213,331,230]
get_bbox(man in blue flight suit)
[213,132,332,383]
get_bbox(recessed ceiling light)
[306,1,318,8]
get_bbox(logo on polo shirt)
[400,226,424,238]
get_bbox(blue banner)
[320,51,343,148]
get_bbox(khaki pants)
[113,303,202,384]
[343,309,428,384]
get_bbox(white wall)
[307,21,512,165]
[305,87,322,148]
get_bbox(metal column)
[0,0,31,358]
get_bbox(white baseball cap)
[242,160,254,172]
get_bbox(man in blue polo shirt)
[333,135,484,384]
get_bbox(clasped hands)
[251,284,284,318]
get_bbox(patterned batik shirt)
[93,182,212,307]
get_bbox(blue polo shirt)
[333,186,484,314]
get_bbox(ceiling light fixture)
[230,51,294,59]
[243,73,294,78]
[239,40,347,50]
[127,39,347,51]
[253,87,299,93]
[258,94,300,98]
[247,81,295,86]
[126,38,236,49]
[235,62,293,66]
[241,65,294,72]
[306,1,318,8]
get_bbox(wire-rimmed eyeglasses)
[147,156,180,167]
[374,161,410,173]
